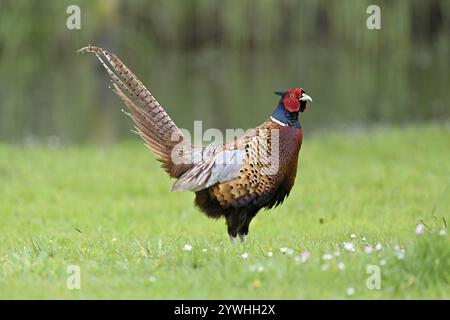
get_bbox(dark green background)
[0,0,449,144]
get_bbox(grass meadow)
[0,124,449,299]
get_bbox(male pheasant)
[78,46,312,244]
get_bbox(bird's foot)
[229,235,237,246]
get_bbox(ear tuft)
[274,90,288,96]
[274,90,287,97]
[274,90,287,96]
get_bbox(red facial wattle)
[283,96,301,112]
[283,88,303,112]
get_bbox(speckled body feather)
[195,121,302,238]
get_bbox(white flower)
[375,243,383,251]
[241,252,249,260]
[300,250,310,263]
[322,253,333,260]
[268,251,273,257]
[248,265,264,272]
[361,237,367,242]
[338,262,345,271]
[202,248,207,253]
[343,242,355,252]
[364,245,373,254]
[415,224,425,235]
[350,233,356,239]
[280,247,288,254]
[321,263,330,271]
[286,248,294,256]
[346,287,355,296]
[396,252,405,260]
[183,244,193,251]
[148,276,157,283]
[439,229,446,236]
[379,259,387,266]
[334,251,341,257]
[394,247,405,260]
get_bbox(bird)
[78,45,312,244]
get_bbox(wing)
[171,148,246,192]
[172,125,280,204]
[207,126,281,208]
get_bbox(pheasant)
[78,46,312,244]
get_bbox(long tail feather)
[79,45,189,178]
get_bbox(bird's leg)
[227,225,239,246]
[238,226,248,243]
[238,213,255,244]
[226,215,242,246]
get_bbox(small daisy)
[379,259,387,266]
[257,265,264,273]
[241,252,249,260]
[183,244,192,251]
[322,253,333,260]
[338,262,345,271]
[300,250,310,263]
[343,242,355,252]
[350,233,356,239]
[364,245,373,254]
[321,263,330,271]
[375,243,383,251]
[346,287,355,296]
[268,251,273,257]
[415,224,425,236]
[439,229,446,236]
[149,276,157,283]
[202,248,207,253]
[395,248,405,260]
[280,247,288,254]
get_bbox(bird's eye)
[289,93,295,98]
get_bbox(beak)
[299,93,313,102]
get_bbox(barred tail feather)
[78,45,188,178]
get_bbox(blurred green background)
[0,0,449,144]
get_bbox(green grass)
[0,124,449,299]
